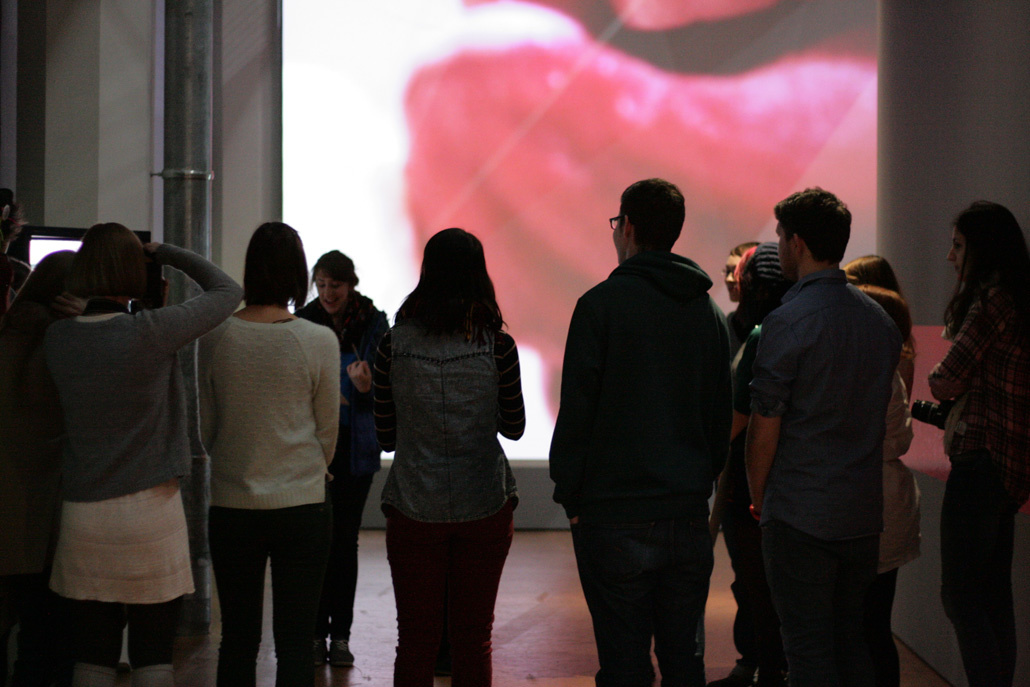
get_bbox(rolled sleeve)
[749,313,796,418]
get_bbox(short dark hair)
[243,222,309,308]
[312,250,358,288]
[68,223,147,299]
[774,188,851,263]
[619,178,685,252]
[397,228,503,340]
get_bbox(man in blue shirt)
[746,188,900,686]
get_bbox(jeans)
[940,450,1018,687]
[721,501,786,681]
[571,516,713,687]
[761,520,878,687]
[315,466,374,641]
[209,498,332,687]
[385,500,514,687]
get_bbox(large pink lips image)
[404,1,876,410]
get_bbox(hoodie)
[549,250,732,523]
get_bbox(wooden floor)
[160,531,949,686]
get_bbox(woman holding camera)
[928,201,1030,687]
[373,228,524,687]
[44,224,242,687]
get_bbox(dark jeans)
[572,516,713,687]
[70,596,182,668]
[0,572,74,687]
[385,500,514,687]
[940,450,1018,687]
[721,501,786,680]
[761,520,878,687]
[315,469,374,641]
[210,497,332,687]
[863,567,899,687]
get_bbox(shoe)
[313,638,327,666]
[329,639,355,667]
[706,663,756,687]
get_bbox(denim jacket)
[381,322,517,523]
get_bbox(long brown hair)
[944,201,1030,337]
[396,228,503,341]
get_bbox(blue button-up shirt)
[750,268,901,540]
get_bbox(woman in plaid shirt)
[929,200,1030,687]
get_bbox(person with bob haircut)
[198,222,340,687]
[0,250,81,687]
[295,250,388,668]
[373,227,525,687]
[43,223,242,687]
[928,201,1030,687]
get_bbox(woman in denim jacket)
[373,228,525,687]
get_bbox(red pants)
[385,500,514,687]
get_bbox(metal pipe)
[162,0,214,636]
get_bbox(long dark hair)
[944,201,1030,337]
[396,228,503,340]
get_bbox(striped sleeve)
[373,330,396,451]
[495,331,526,440]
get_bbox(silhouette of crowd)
[1,183,1028,687]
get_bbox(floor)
[154,531,948,686]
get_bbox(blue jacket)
[296,295,388,476]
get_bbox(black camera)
[911,399,955,429]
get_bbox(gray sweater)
[44,244,243,502]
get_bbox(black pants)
[70,597,182,669]
[210,497,332,687]
[721,501,786,680]
[863,567,899,687]
[315,469,373,641]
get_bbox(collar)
[781,268,847,304]
[83,298,131,316]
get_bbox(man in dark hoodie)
[550,178,732,687]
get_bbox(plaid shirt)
[929,287,1030,506]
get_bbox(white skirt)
[50,479,195,604]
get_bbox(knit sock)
[130,664,175,687]
[72,663,117,687]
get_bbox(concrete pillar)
[878,0,1030,326]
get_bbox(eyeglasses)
[609,215,623,230]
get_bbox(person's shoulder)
[292,316,337,342]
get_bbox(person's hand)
[142,242,162,260]
[51,292,87,318]
[347,360,372,393]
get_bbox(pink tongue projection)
[404,39,874,409]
